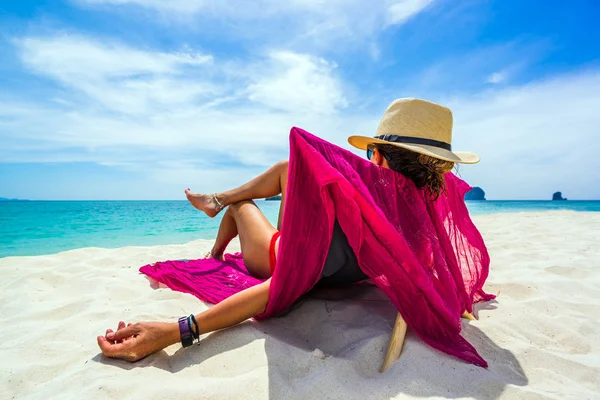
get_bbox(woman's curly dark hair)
[375,143,455,199]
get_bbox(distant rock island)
[552,192,567,201]
[0,197,28,201]
[265,195,282,201]
[464,187,486,201]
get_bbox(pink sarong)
[141,127,494,367]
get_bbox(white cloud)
[16,35,215,115]
[17,35,211,79]
[410,42,545,94]
[487,71,506,84]
[387,0,435,25]
[72,0,436,52]
[76,0,435,24]
[246,51,347,114]
[14,34,348,117]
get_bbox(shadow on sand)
[95,286,526,400]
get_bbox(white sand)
[1,211,599,400]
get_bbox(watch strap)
[178,316,194,348]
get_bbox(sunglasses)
[366,145,391,161]
[366,145,373,160]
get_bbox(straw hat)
[348,98,479,164]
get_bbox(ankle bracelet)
[212,193,224,211]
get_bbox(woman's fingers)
[106,321,135,340]
[97,335,118,355]
[115,321,128,343]
[105,328,115,344]
[97,336,133,359]
[111,323,141,341]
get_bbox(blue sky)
[1,0,599,200]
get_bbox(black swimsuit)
[316,220,368,287]
[272,221,368,317]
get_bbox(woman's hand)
[97,321,180,362]
[97,280,271,362]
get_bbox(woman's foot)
[185,189,223,218]
[203,249,225,261]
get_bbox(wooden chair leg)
[461,311,476,321]
[379,312,407,373]
[379,311,475,373]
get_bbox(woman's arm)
[195,278,271,334]
[97,279,271,361]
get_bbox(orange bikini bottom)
[269,231,281,275]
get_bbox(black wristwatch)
[178,316,194,348]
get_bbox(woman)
[97,98,480,362]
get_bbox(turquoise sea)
[1,200,599,258]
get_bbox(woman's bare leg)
[276,166,288,231]
[185,160,288,219]
[207,207,236,261]
[210,200,278,279]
